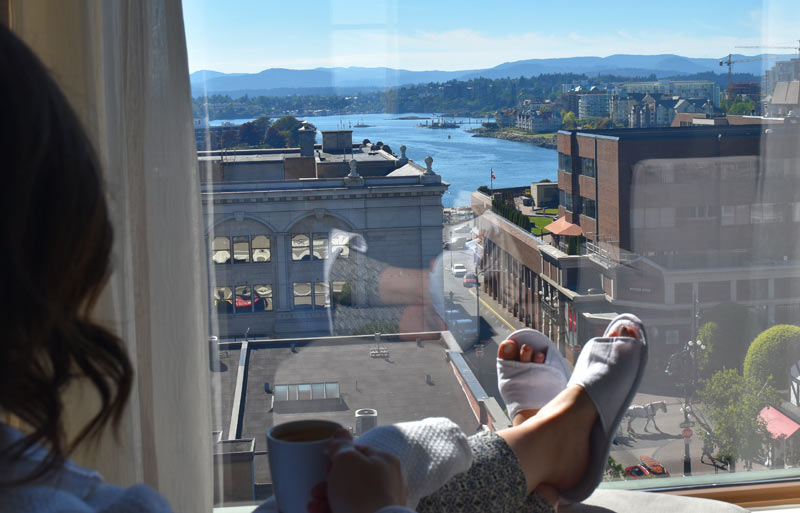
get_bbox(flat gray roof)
[234,337,480,484]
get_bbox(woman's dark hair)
[0,25,133,485]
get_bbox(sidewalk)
[468,285,525,333]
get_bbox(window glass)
[293,282,312,308]
[582,198,596,219]
[332,281,351,307]
[331,232,350,259]
[232,236,250,263]
[254,284,272,311]
[188,2,800,504]
[212,236,230,264]
[314,282,329,309]
[291,234,310,261]
[325,382,340,399]
[313,234,328,260]
[235,285,252,313]
[213,286,233,314]
[252,235,271,262]
[273,385,288,402]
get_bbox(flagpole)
[490,168,494,197]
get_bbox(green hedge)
[743,324,800,388]
[492,199,532,232]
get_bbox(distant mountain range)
[191,53,793,98]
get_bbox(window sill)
[601,468,800,509]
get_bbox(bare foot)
[497,339,547,425]
[498,385,597,499]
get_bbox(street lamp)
[667,338,705,476]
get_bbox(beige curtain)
[8,2,212,512]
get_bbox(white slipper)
[560,314,648,504]
[497,328,570,419]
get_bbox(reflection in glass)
[313,234,328,260]
[233,236,250,263]
[212,237,230,264]
[293,282,312,308]
[291,234,310,261]
[254,284,273,311]
[332,232,350,258]
[315,282,329,308]
[235,285,252,313]
[252,235,271,262]
[214,286,233,314]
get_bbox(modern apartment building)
[516,109,562,132]
[619,80,721,106]
[200,127,448,339]
[578,92,610,118]
[765,58,800,103]
[472,125,800,368]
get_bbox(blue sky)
[183,0,800,73]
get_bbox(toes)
[498,339,519,360]
[532,351,546,364]
[520,344,534,363]
[608,323,641,339]
[618,325,640,338]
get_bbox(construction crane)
[736,40,800,57]
[719,54,780,94]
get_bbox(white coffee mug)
[266,419,342,513]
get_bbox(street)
[441,222,747,480]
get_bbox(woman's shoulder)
[0,483,172,513]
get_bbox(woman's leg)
[416,430,555,513]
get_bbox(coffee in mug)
[266,420,342,513]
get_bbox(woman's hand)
[309,429,408,513]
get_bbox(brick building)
[473,125,800,368]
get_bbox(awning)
[759,406,800,439]
[545,216,584,236]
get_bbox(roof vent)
[355,408,378,436]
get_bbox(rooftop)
[218,335,483,485]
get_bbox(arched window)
[232,236,250,263]
[312,233,329,260]
[291,234,310,261]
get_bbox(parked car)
[624,465,651,480]
[640,456,670,477]
[451,318,478,340]
[463,273,477,287]
[452,264,467,277]
[452,223,472,234]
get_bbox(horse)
[625,401,668,433]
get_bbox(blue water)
[211,113,557,207]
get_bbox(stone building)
[200,127,448,339]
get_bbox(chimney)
[299,123,316,157]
